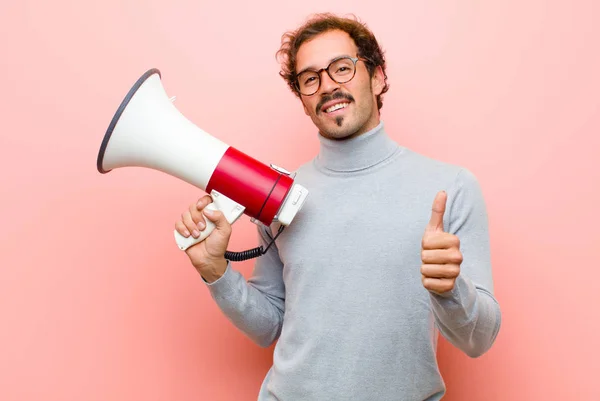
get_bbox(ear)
[371,65,385,96]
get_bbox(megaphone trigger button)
[292,190,303,205]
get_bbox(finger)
[175,220,191,237]
[189,203,206,230]
[195,195,213,230]
[422,277,455,294]
[421,264,460,279]
[182,210,201,238]
[196,195,213,211]
[421,231,459,250]
[421,249,463,265]
[426,191,447,233]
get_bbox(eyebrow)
[296,54,352,76]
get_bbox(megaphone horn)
[97,69,309,260]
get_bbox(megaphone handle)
[173,203,218,251]
[173,190,245,251]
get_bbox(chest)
[272,175,434,296]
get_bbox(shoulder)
[394,147,487,217]
[402,147,461,174]
[397,147,481,186]
[282,158,323,185]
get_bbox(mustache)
[316,92,355,114]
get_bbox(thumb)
[426,190,447,232]
[203,207,232,233]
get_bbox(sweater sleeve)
[429,168,502,358]
[203,224,286,348]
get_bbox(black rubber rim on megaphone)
[97,68,162,174]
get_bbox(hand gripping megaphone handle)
[174,190,245,251]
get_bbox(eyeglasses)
[294,56,368,96]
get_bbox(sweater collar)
[314,122,399,172]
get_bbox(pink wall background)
[1,1,598,400]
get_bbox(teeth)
[325,102,349,113]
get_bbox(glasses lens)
[328,58,356,83]
[297,71,320,95]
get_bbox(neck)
[314,121,399,172]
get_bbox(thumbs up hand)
[421,191,463,295]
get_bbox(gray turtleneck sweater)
[205,122,501,400]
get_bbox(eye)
[303,75,318,86]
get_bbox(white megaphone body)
[97,68,308,259]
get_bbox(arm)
[204,224,286,348]
[426,168,502,357]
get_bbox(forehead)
[295,30,358,72]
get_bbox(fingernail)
[192,229,200,238]
[198,221,205,230]
[184,230,190,237]
[203,209,214,216]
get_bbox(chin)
[322,130,356,140]
[319,119,363,140]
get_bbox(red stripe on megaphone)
[206,147,294,226]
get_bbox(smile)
[325,102,350,113]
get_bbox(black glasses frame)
[294,56,369,96]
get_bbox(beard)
[312,92,357,139]
[316,101,373,140]
[306,86,378,140]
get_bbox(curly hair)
[276,13,389,111]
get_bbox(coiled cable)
[224,225,285,261]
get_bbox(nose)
[318,70,340,94]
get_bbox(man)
[175,13,501,401]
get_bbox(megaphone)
[97,68,308,260]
